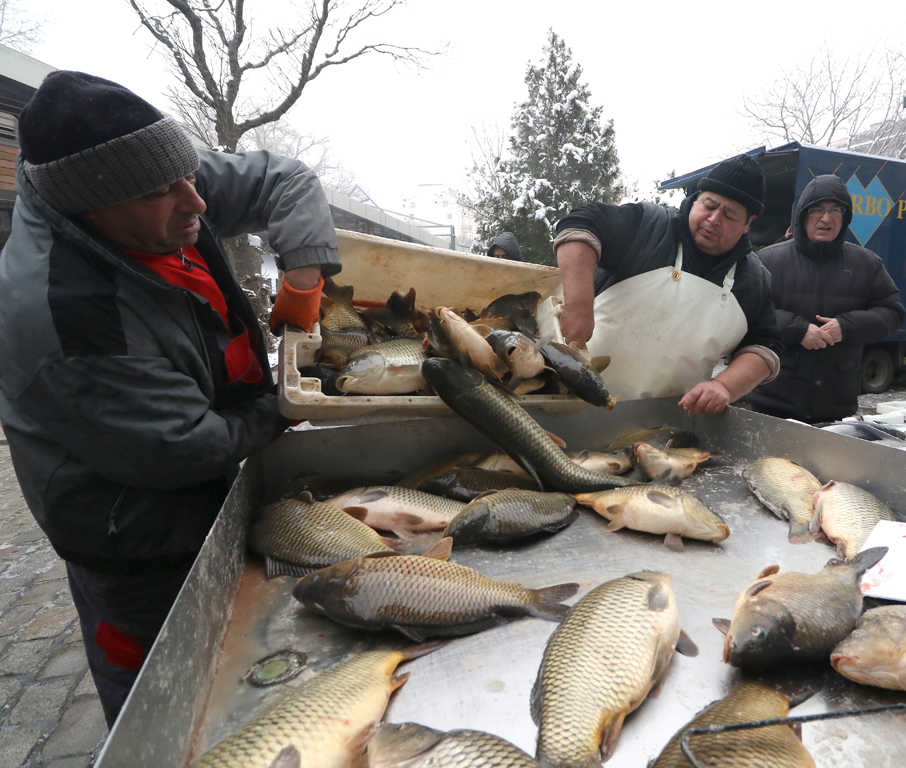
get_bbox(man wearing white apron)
[553,154,782,415]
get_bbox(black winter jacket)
[747,174,905,422]
[555,194,783,358]
[0,150,339,571]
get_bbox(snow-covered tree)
[464,30,619,265]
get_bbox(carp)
[649,680,816,767]
[538,341,615,409]
[190,645,442,768]
[742,458,821,544]
[567,449,631,476]
[427,306,509,381]
[422,358,634,493]
[292,541,579,642]
[324,486,466,539]
[831,604,906,691]
[712,547,889,669]
[318,325,375,368]
[368,722,538,768]
[472,450,532,476]
[532,571,698,768]
[606,427,699,452]
[396,453,486,490]
[477,291,541,336]
[418,467,539,502]
[336,339,428,395]
[573,485,729,552]
[486,329,548,388]
[443,489,578,545]
[629,442,711,485]
[248,494,395,578]
[320,280,368,331]
[359,288,429,339]
[811,479,897,558]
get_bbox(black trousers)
[66,559,193,728]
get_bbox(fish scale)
[650,681,816,767]
[190,648,419,768]
[532,572,682,768]
[293,554,578,641]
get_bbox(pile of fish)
[742,456,897,557]
[188,420,906,764]
[302,279,616,408]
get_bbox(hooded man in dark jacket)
[747,174,905,423]
[486,231,524,261]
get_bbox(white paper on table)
[859,520,906,602]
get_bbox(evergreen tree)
[468,30,620,265]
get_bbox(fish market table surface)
[95,399,906,767]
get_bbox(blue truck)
[661,141,906,393]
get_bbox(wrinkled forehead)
[696,190,749,218]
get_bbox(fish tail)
[528,582,580,620]
[787,521,814,544]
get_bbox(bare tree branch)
[0,0,45,53]
[126,0,437,151]
[742,41,906,159]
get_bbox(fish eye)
[751,627,765,639]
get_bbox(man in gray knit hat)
[0,70,339,727]
[553,154,782,415]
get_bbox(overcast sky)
[28,1,905,211]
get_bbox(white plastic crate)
[277,230,585,422]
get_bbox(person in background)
[553,154,782,415]
[747,174,905,423]
[0,71,339,727]
[486,231,525,261]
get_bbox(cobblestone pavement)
[2,382,906,767]
[0,430,106,768]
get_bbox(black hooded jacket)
[747,174,905,422]
[486,232,524,261]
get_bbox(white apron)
[586,244,748,400]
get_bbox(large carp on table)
[189,645,441,768]
[649,680,816,767]
[292,543,579,642]
[422,358,633,493]
[531,571,698,768]
[712,547,889,669]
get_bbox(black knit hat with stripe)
[18,71,199,215]
[697,153,765,216]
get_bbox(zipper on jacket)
[107,485,128,536]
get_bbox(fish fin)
[663,533,685,553]
[529,675,543,726]
[646,490,676,508]
[397,640,451,661]
[380,536,407,551]
[393,512,427,528]
[470,323,494,336]
[394,626,433,642]
[544,430,568,448]
[362,551,402,560]
[342,506,369,521]
[646,581,671,612]
[347,722,379,767]
[268,745,301,768]
[712,617,731,636]
[422,536,453,561]
[849,546,889,574]
[757,564,780,578]
[598,710,627,764]
[835,539,847,558]
[264,557,312,579]
[605,508,626,531]
[389,671,411,693]
[787,521,814,544]
[517,457,546,490]
[675,630,699,657]
[590,355,611,372]
[744,580,774,598]
[531,582,580,608]
[507,374,525,392]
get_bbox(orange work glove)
[269,275,324,334]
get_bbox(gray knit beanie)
[18,71,199,215]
